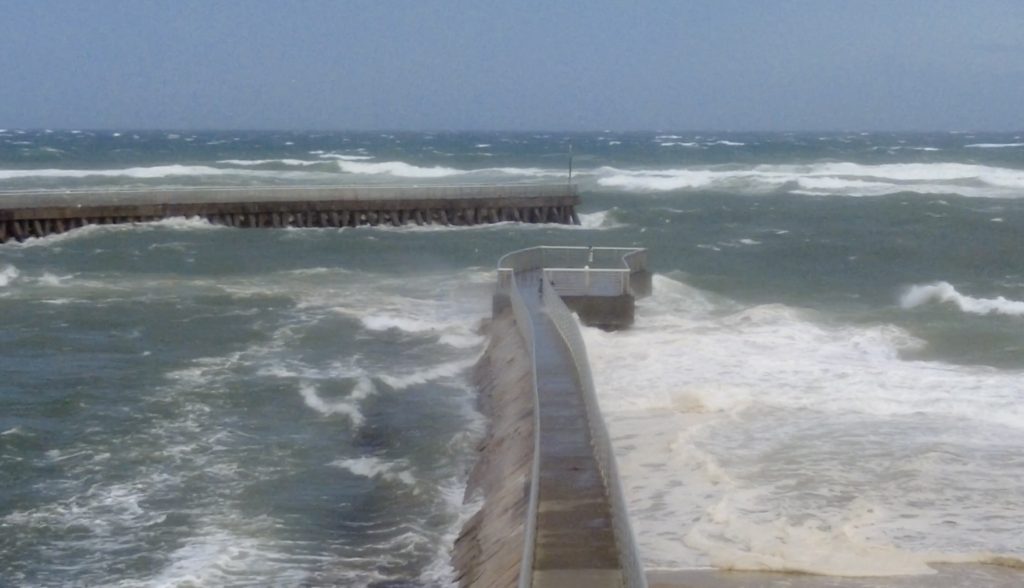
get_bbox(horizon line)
[3,127,1022,135]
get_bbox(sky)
[1,0,1022,131]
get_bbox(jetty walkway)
[457,247,651,588]
[0,184,579,243]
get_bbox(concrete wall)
[453,310,535,588]
[0,184,580,242]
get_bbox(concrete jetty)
[456,247,650,588]
[0,184,580,243]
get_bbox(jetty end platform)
[0,183,580,243]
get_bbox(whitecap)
[216,158,322,166]
[578,209,626,230]
[0,164,334,181]
[900,281,1024,316]
[298,378,375,428]
[146,530,310,588]
[335,160,466,178]
[330,456,416,486]
[0,264,19,287]
[591,161,1024,197]
[378,357,477,390]
[314,152,375,161]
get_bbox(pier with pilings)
[456,247,651,588]
[0,184,580,243]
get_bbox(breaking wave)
[591,162,1024,198]
[299,378,377,428]
[0,265,19,287]
[901,282,1024,316]
[216,159,323,166]
[585,275,1024,575]
[965,143,1024,149]
[0,164,337,181]
[330,457,417,486]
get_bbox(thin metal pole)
[568,141,574,185]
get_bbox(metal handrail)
[501,250,542,588]
[541,284,648,588]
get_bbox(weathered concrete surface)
[453,310,534,588]
[561,294,636,330]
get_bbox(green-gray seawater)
[2,130,1023,585]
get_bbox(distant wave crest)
[593,162,1024,198]
[0,164,336,181]
[965,143,1024,149]
[901,281,1024,316]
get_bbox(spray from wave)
[0,265,19,287]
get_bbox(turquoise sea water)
[2,130,1023,585]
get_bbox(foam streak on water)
[0,244,488,586]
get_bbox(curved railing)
[502,257,543,588]
[496,246,648,588]
[497,246,645,297]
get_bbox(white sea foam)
[965,143,1024,148]
[4,216,225,248]
[216,158,322,166]
[330,456,417,486]
[36,272,72,286]
[0,164,334,181]
[361,314,444,334]
[145,530,311,588]
[299,378,376,428]
[378,357,478,390]
[592,161,1024,197]
[0,265,19,286]
[358,309,484,349]
[577,209,625,230]
[584,275,1024,574]
[4,480,168,543]
[335,160,467,178]
[901,281,1024,316]
[314,152,375,161]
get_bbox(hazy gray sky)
[1,0,1022,131]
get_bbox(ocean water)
[2,130,1024,586]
